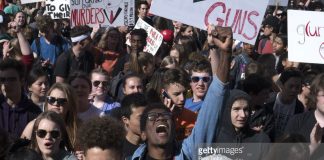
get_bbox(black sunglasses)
[92,81,108,87]
[147,112,173,121]
[191,76,211,83]
[36,129,60,139]
[46,96,67,106]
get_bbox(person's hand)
[208,24,233,52]
[41,59,52,68]
[118,26,128,33]
[163,97,176,112]
[309,123,323,155]
[8,21,21,33]
[2,41,12,59]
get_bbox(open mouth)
[156,124,168,136]
[44,142,54,148]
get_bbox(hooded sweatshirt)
[215,89,270,159]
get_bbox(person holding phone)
[161,68,197,140]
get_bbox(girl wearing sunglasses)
[29,111,76,160]
[89,68,120,114]
[22,83,80,149]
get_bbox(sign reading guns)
[149,0,268,45]
[288,10,324,64]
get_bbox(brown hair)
[44,83,79,147]
[29,111,74,153]
[307,73,324,110]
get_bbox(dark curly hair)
[307,73,324,110]
[35,15,54,33]
[77,116,125,155]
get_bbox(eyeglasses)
[147,112,173,121]
[191,76,211,83]
[0,77,18,83]
[46,96,67,106]
[92,81,108,87]
[36,129,60,139]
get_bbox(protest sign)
[70,0,135,27]
[21,0,43,4]
[150,0,268,45]
[45,0,70,19]
[268,0,289,6]
[288,10,324,64]
[133,18,163,55]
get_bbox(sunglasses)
[0,77,18,83]
[92,81,108,87]
[36,129,60,139]
[46,96,67,106]
[191,76,211,83]
[147,112,173,121]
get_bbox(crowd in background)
[0,0,324,159]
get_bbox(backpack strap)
[35,37,41,57]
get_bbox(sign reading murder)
[70,0,135,27]
[150,0,268,45]
[21,0,43,4]
[288,10,324,64]
[133,18,163,55]
[268,0,289,6]
[45,0,70,19]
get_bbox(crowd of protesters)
[0,0,324,159]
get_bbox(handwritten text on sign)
[288,10,324,64]
[45,0,70,19]
[70,0,135,27]
[134,18,163,55]
[150,0,268,45]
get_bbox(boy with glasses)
[132,25,232,159]
[185,59,212,112]
[0,59,42,140]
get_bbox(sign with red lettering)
[70,0,135,27]
[288,10,324,64]
[45,0,70,19]
[133,18,163,55]
[268,0,289,6]
[150,0,268,45]
[21,0,43,4]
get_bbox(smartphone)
[162,90,170,99]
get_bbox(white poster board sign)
[21,0,43,4]
[133,18,163,55]
[288,10,324,64]
[268,0,289,6]
[150,0,268,45]
[70,0,135,27]
[45,0,70,19]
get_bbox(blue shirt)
[185,98,203,112]
[31,36,70,64]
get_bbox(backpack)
[108,71,125,101]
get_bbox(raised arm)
[181,26,232,159]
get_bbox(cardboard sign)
[268,0,289,6]
[133,18,163,55]
[21,0,43,4]
[288,10,324,64]
[45,0,70,19]
[150,0,268,45]
[70,0,135,27]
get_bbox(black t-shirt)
[54,49,95,78]
[122,139,139,159]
